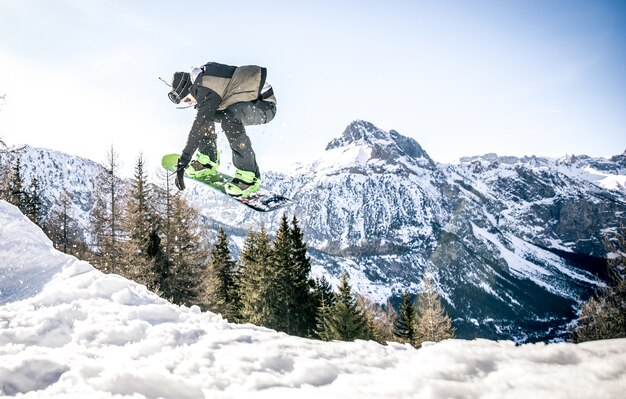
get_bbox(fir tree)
[237,214,316,336]
[271,214,293,332]
[155,169,175,296]
[268,213,315,336]
[2,153,44,226]
[121,153,161,289]
[288,215,315,336]
[7,156,29,212]
[126,154,151,240]
[162,190,205,306]
[312,275,336,340]
[318,272,370,341]
[46,189,92,260]
[203,227,240,321]
[314,275,336,308]
[393,290,417,344]
[574,227,626,342]
[46,189,78,255]
[149,218,169,298]
[90,146,124,274]
[315,298,333,340]
[414,274,455,347]
[238,226,276,328]
[24,176,44,226]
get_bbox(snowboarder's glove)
[174,158,186,190]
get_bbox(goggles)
[168,90,181,104]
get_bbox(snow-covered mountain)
[1,200,626,398]
[0,147,106,238]
[192,121,626,342]
[460,151,626,193]
[3,121,625,342]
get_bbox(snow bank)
[1,200,625,398]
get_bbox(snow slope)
[1,201,626,398]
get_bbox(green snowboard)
[161,154,292,212]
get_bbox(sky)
[0,0,625,177]
[1,199,626,398]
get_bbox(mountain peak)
[325,120,389,150]
[324,120,435,170]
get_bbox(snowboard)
[161,154,292,212]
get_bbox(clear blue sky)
[1,0,624,177]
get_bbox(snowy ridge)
[1,200,626,398]
[0,146,111,244]
[563,164,626,192]
[460,151,626,193]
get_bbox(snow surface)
[561,164,626,192]
[1,200,626,398]
[471,223,598,299]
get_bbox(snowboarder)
[168,62,277,197]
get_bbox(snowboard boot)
[187,152,219,178]
[225,169,261,198]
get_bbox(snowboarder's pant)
[199,100,275,178]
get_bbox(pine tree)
[162,190,205,306]
[312,275,335,340]
[24,176,44,226]
[7,156,29,213]
[155,169,175,296]
[46,189,78,255]
[238,227,276,328]
[393,291,417,344]
[574,227,626,342]
[314,276,335,309]
[315,298,333,340]
[203,227,240,321]
[318,272,370,341]
[288,215,315,336]
[414,275,455,347]
[2,153,44,226]
[121,153,162,289]
[126,154,151,241]
[90,146,125,274]
[48,189,72,254]
[237,214,316,336]
[271,214,293,332]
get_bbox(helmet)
[168,72,192,104]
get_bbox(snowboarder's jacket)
[196,62,276,110]
[177,62,277,167]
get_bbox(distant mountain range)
[3,120,625,342]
